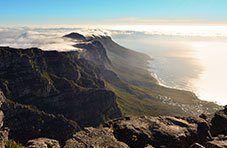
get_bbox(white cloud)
[1,26,227,51]
[0,27,113,51]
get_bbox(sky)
[0,0,227,26]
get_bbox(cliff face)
[89,35,220,117]
[0,91,8,148]
[2,99,80,144]
[0,47,122,127]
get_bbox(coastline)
[147,58,223,107]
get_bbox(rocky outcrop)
[2,99,80,145]
[64,127,128,148]
[106,116,211,148]
[0,47,121,127]
[1,89,227,148]
[211,105,227,136]
[206,136,227,148]
[26,138,60,148]
[0,91,8,148]
[62,110,226,148]
[75,40,112,67]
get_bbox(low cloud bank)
[0,27,110,51]
[1,26,227,51]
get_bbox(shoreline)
[147,58,223,106]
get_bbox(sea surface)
[113,33,227,105]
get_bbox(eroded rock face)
[0,91,8,148]
[106,116,210,148]
[26,138,60,148]
[211,105,227,136]
[2,99,80,145]
[75,40,112,67]
[206,136,227,148]
[64,127,128,148]
[61,113,224,148]
[0,47,121,126]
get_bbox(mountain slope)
[90,35,220,116]
[0,47,121,127]
[0,32,224,147]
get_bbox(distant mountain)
[63,32,87,41]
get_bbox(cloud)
[0,27,114,51]
[1,26,227,52]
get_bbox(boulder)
[109,116,210,148]
[64,127,128,148]
[26,138,60,148]
[206,136,227,148]
[211,106,227,136]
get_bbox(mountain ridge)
[0,32,224,147]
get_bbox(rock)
[109,116,210,148]
[64,127,128,148]
[26,138,60,148]
[74,40,112,67]
[190,143,205,148]
[199,113,208,120]
[0,47,122,127]
[211,106,227,136]
[206,136,227,148]
[2,99,80,145]
[0,91,8,148]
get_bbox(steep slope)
[1,90,80,146]
[2,99,80,145]
[0,47,122,126]
[89,35,220,116]
[0,32,225,147]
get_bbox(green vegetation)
[106,81,186,116]
[100,37,220,116]
[5,140,24,148]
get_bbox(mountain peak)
[63,32,87,41]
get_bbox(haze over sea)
[112,25,227,105]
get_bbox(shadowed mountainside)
[0,47,121,127]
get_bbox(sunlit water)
[113,34,227,105]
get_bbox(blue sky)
[0,0,226,26]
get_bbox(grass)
[101,38,221,116]
[105,81,187,116]
[5,140,24,148]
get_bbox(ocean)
[113,32,227,105]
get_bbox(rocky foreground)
[28,106,227,148]
[0,91,226,148]
[64,106,227,148]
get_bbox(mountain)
[89,35,220,116]
[0,46,121,126]
[0,32,224,147]
[1,90,227,147]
